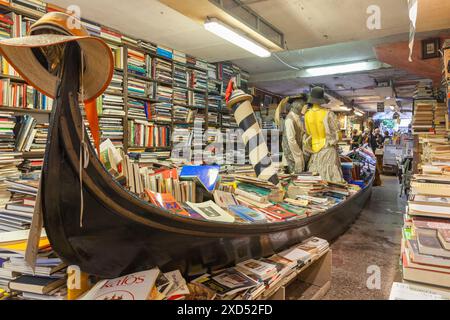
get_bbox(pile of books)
[155,84,173,103]
[186,237,329,300]
[188,91,206,109]
[99,117,123,148]
[127,98,149,121]
[149,102,172,123]
[412,100,435,135]
[173,64,187,88]
[128,77,152,99]
[127,48,149,78]
[173,51,187,65]
[173,106,191,123]
[14,114,39,152]
[128,120,171,148]
[173,87,188,106]
[105,72,123,95]
[97,94,124,116]
[81,19,101,37]
[188,69,207,92]
[413,82,434,100]
[434,102,446,135]
[78,267,189,300]
[156,45,173,60]
[100,26,122,44]
[401,169,450,288]
[207,63,217,80]
[153,58,173,85]
[27,123,47,153]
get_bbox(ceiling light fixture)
[204,18,271,58]
[306,61,371,77]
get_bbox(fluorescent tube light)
[339,106,351,111]
[204,18,271,58]
[306,62,371,77]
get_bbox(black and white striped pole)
[226,79,279,186]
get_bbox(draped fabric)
[282,111,305,174]
[84,99,100,153]
[305,110,344,183]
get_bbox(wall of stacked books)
[395,41,450,297]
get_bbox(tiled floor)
[322,175,405,300]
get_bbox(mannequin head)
[290,100,305,115]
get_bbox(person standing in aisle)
[281,95,308,174]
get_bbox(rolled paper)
[227,89,279,185]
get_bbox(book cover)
[186,201,235,223]
[180,165,220,193]
[145,190,190,217]
[81,268,160,300]
[228,205,266,223]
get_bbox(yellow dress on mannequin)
[304,104,344,183]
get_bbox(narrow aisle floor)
[323,175,405,300]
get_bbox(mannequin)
[304,87,344,183]
[282,96,307,174]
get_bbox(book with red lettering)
[81,268,160,300]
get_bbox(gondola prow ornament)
[0,12,114,269]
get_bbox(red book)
[145,190,190,217]
[260,205,297,221]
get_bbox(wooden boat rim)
[56,99,373,237]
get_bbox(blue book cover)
[228,205,267,223]
[180,165,220,193]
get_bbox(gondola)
[38,42,374,279]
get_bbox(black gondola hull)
[41,43,373,278]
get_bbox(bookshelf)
[0,1,251,160]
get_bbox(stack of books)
[156,45,173,60]
[434,103,446,135]
[153,58,173,85]
[97,94,125,116]
[188,69,207,92]
[412,101,435,135]
[99,117,123,148]
[100,26,122,44]
[11,0,46,17]
[138,40,156,54]
[188,91,206,109]
[104,72,123,95]
[155,84,173,103]
[28,123,47,153]
[127,48,148,78]
[149,102,172,123]
[401,169,450,288]
[127,98,149,121]
[174,64,188,88]
[128,120,171,148]
[173,50,187,65]
[172,106,191,123]
[81,19,101,37]
[207,63,217,80]
[128,77,152,99]
[0,112,15,153]
[413,82,434,100]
